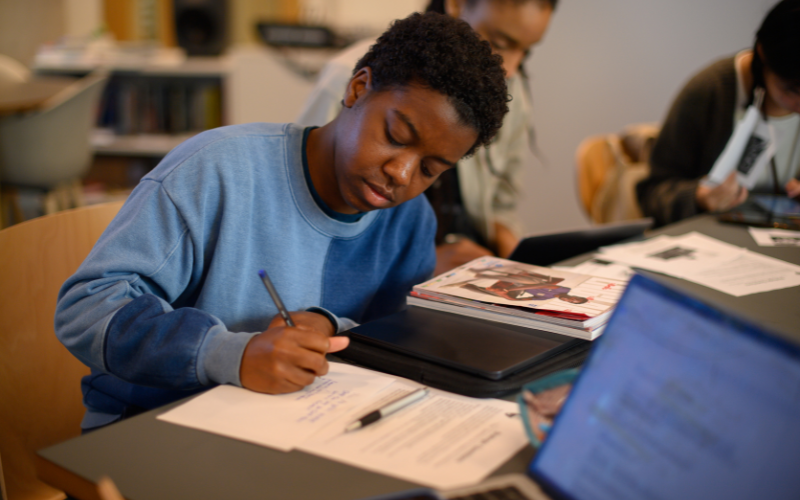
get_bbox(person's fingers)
[272,357,320,388]
[785,179,800,198]
[240,327,331,393]
[328,336,350,353]
[723,171,738,186]
[734,185,749,206]
[271,336,329,375]
[263,377,306,395]
[290,327,332,354]
[707,173,743,212]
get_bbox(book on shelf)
[409,257,628,341]
[96,76,223,136]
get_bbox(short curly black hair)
[354,12,509,158]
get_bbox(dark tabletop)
[37,214,799,500]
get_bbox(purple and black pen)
[258,269,295,327]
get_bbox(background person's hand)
[434,238,494,276]
[786,178,800,199]
[696,171,749,212]
[493,221,520,259]
[240,311,348,394]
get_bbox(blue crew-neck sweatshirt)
[55,123,436,428]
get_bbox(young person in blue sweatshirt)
[55,12,510,430]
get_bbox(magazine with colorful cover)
[411,257,626,336]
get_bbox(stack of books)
[409,257,627,340]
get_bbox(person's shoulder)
[188,122,291,146]
[146,123,298,182]
[172,122,291,155]
[680,55,737,100]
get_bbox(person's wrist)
[305,306,338,334]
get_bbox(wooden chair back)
[0,201,124,500]
[575,123,659,224]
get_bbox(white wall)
[519,0,776,234]
[64,0,102,38]
[0,0,64,66]
[301,0,427,36]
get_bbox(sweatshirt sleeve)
[636,78,708,227]
[490,109,527,240]
[55,179,257,390]
[637,59,736,227]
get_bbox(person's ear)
[342,67,372,109]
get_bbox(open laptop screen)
[530,274,800,500]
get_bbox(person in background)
[637,0,800,227]
[297,0,557,275]
[54,12,509,431]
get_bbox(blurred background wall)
[0,0,778,233]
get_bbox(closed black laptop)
[509,218,652,266]
[346,306,583,381]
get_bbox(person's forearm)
[493,221,519,258]
[56,280,247,389]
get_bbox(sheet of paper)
[598,231,800,296]
[297,381,529,490]
[683,250,800,297]
[748,227,800,247]
[553,258,636,282]
[156,362,396,451]
[598,232,747,276]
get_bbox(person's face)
[448,0,553,78]
[763,65,800,116]
[328,69,478,214]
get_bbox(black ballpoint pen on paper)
[258,269,295,327]
[345,387,430,432]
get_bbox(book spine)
[407,296,601,341]
[409,290,594,327]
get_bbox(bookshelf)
[35,54,229,157]
[33,47,318,158]
[31,45,317,207]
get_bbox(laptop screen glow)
[530,274,800,500]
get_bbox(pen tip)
[258,269,266,278]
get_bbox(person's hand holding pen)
[240,270,349,394]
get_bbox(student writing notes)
[54,12,510,431]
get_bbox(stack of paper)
[597,231,800,297]
[409,257,627,340]
[157,363,529,490]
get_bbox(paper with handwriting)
[298,381,528,490]
[157,362,529,489]
[157,362,396,451]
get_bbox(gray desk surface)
[37,215,799,500]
